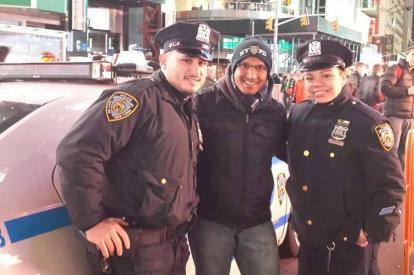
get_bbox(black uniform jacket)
[194,66,287,229]
[56,71,200,231]
[287,86,405,248]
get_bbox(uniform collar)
[153,70,190,106]
[310,85,354,115]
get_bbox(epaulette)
[99,78,156,100]
[287,99,312,121]
[120,78,155,92]
[290,99,313,113]
[349,99,383,123]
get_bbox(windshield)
[0,101,41,134]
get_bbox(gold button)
[306,219,313,225]
[343,236,348,241]
[303,150,310,157]
[160,178,167,184]
[302,185,309,192]
[329,152,335,158]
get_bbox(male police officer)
[287,40,405,275]
[56,22,218,275]
[188,36,287,275]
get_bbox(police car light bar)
[0,61,113,81]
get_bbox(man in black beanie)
[188,36,287,275]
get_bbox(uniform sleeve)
[381,65,408,98]
[273,104,288,162]
[56,87,148,230]
[356,120,405,242]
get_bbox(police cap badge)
[153,22,219,61]
[296,39,353,71]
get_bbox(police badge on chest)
[328,119,350,146]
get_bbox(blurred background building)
[0,0,413,71]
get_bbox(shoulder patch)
[375,123,394,151]
[105,91,139,122]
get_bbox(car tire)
[279,222,300,258]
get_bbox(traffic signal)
[265,18,273,31]
[300,15,310,26]
[332,19,339,32]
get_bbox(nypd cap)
[231,36,272,74]
[153,21,219,61]
[296,40,353,71]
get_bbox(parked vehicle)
[0,62,298,275]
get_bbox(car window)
[0,101,40,134]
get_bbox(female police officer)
[56,22,218,275]
[287,39,405,275]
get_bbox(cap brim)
[300,62,343,71]
[175,48,212,61]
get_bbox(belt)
[122,217,193,246]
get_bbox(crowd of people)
[55,21,407,275]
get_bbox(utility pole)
[273,0,279,73]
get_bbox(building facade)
[176,0,369,73]
[0,0,164,62]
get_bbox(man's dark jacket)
[56,71,200,231]
[287,87,405,248]
[382,58,414,118]
[194,66,287,229]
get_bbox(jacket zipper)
[238,112,250,229]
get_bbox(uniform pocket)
[136,170,182,227]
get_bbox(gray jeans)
[188,218,280,275]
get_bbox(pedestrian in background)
[56,22,218,275]
[381,45,414,169]
[287,39,405,275]
[188,36,287,275]
[357,63,384,112]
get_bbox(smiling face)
[160,50,208,96]
[303,66,347,103]
[233,57,268,95]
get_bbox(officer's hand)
[355,229,369,248]
[408,86,414,95]
[85,218,130,258]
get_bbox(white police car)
[0,66,297,275]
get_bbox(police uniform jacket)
[56,71,200,231]
[382,58,414,118]
[194,66,287,229]
[287,86,405,248]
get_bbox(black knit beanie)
[231,36,272,73]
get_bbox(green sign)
[37,0,66,13]
[0,0,30,6]
[278,39,292,52]
[222,37,244,50]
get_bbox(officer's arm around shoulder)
[194,81,220,114]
